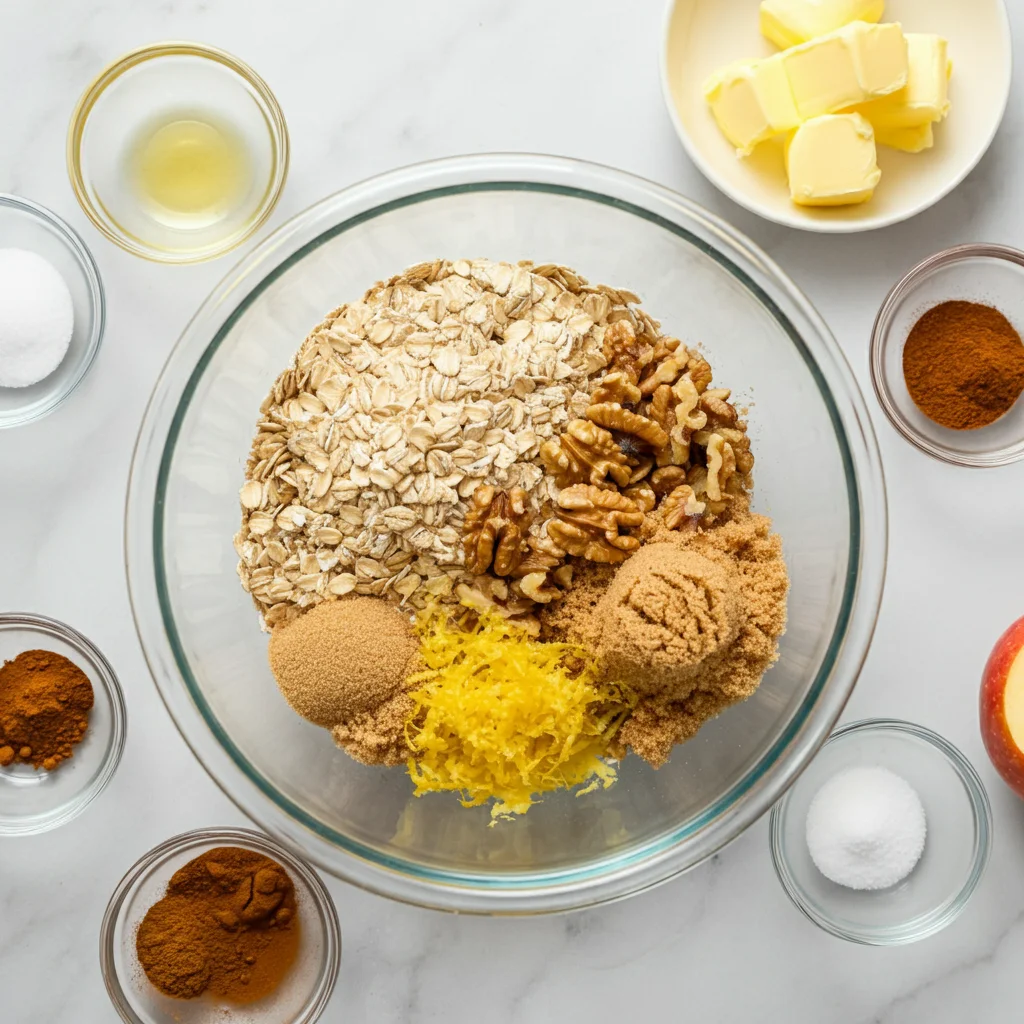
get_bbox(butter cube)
[760,0,885,50]
[786,113,881,206]
[703,59,801,155]
[874,121,934,152]
[854,34,950,128]
[781,21,908,120]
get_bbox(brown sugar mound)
[595,547,742,699]
[544,508,788,768]
[0,649,94,771]
[332,690,415,767]
[268,597,417,727]
[136,847,299,1004]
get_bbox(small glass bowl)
[870,243,1024,467]
[0,612,125,834]
[770,719,991,945]
[67,42,289,263]
[0,195,106,428]
[100,827,341,1024]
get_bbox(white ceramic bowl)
[661,0,1012,232]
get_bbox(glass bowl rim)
[0,610,126,834]
[768,717,992,945]
[869,242,1024,468]
[66,40,290,265]
[125,152,888,912]
[0,193,106,429]
[99,825,342,1024]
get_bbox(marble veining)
[3,1,1024,1020]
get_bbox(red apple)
[980,615,1024,796]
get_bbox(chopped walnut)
[587,403,668,450]
[626,456,654,485]
[651,336,681,363]
[639,355,685,397]
[591,371,642,406]
[685,350,713,394]
[705,434,737,502]
[462,485,530,577]
[516,571,561,604]
[623,482,657,512]
[662,484,706,529]
[512,533,566,578]
[547,484,644,564]
[700,388,738,428]
[602,320,649,384]
[539,419,631,489]
[648,384,690,466]
[672,376,708,432]
[650,465,687,495]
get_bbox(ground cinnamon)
[903,300,1024,430]
[0,649,93,771]
[136,847,300,1004]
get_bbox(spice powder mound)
[136,847,299,1004]
[0,649,93,771]
[902,300,1024,430]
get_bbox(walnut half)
[462,485,530,576]
[539,419,631,489]
[547,484,645,564]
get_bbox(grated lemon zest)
[404,610,634,823]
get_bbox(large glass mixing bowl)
[126,155,887,913]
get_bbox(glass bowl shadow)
[0,612,125,834]
[125,154,888,913]
[100,826,341,1024]
[769,719,991,944]
[870,243,1024,467]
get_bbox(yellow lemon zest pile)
[405,610,634,822]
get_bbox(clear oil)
[128,113,252,230]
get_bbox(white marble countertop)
[3,1,1024,1020]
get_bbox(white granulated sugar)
[0,248,74,388]
[805,765,927,891]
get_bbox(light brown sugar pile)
[268,597,417,728]
[332,690,415,767]
[542,508,788,768]
[595,548,743,698]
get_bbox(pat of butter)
[853,34,950,128]
[786,113,881,206]
[760,0,885,50]
[781,22,908,120]
[874,121,934,152]
[703,59,801,155]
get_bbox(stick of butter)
[786,113,881,206]
[874,121,934,152]
[703,59,802,154]
[760,0,885,50]
[780,21,908,120]
[852,34,950,129]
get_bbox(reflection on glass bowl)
[126,154,888,913]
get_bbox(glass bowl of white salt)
[770,719,991,945]
[0,194,105,428]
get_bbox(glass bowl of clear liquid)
[67,42,289,263]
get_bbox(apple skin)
[980,615,1024,797]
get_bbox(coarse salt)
[805,765,926,890]
[0,248,74,389]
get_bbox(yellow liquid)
[130,116,251,228]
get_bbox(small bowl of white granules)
[0,194,105,428]
[769,719,991,945]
